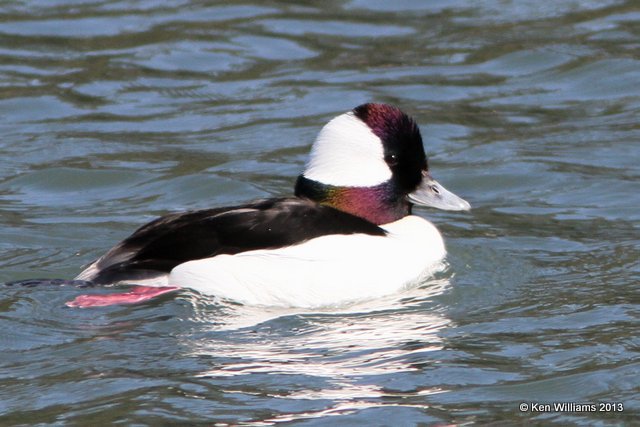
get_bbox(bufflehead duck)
[69,103,469,308]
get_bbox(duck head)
[295,103,470,225]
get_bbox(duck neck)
[294,175,410,225]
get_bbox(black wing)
[78,197,385,284]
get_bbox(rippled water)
[1,0,639,425]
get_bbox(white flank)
[169,215,446,308]
[303,112,392,186]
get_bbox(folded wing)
[76,198,385,284]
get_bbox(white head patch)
[302,112,392,187]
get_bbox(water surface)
[1,0,639,425]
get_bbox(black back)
[84,198,385,284]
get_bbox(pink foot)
[66,286,180,308]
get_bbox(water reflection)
[189,279,451,405]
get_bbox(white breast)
[169,215,446,308]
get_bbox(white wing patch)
[303,112,392,187]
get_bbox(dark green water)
[1,1,638,425]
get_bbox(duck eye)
[385,154,398,166]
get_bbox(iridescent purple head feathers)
[295,103,469,225]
